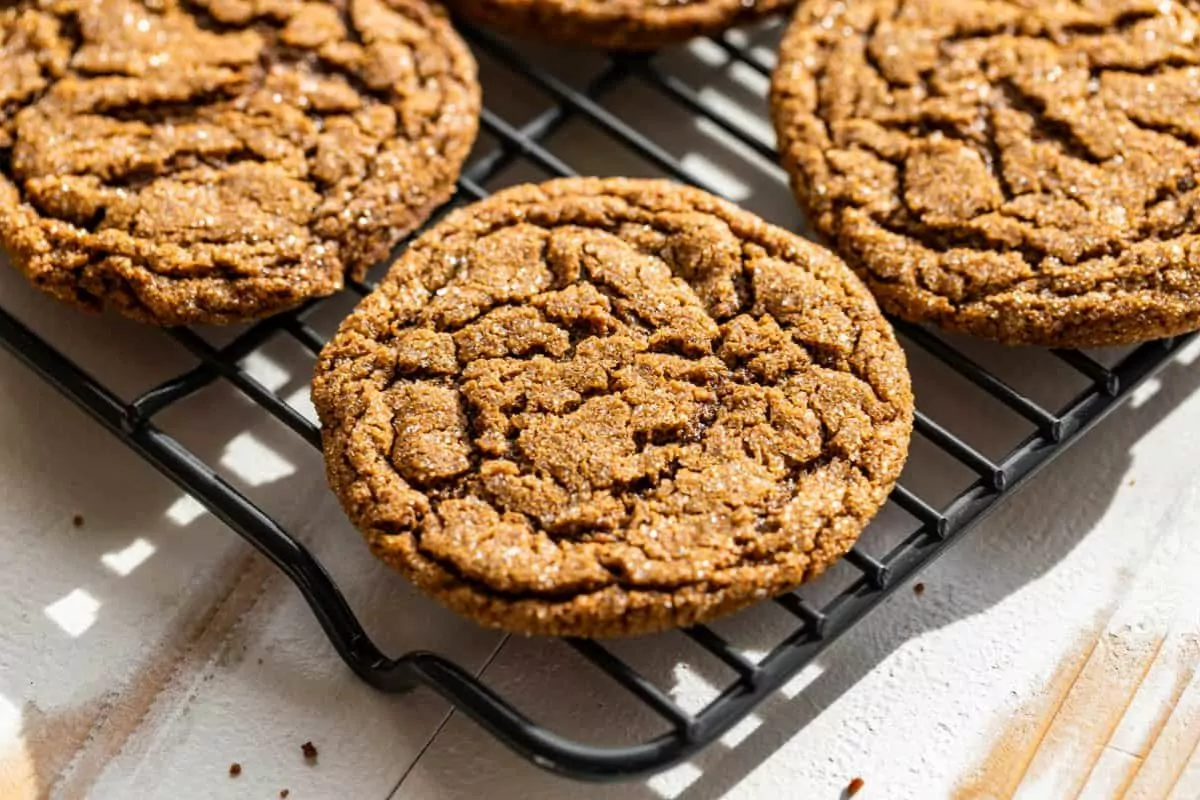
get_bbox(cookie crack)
[410,528,703,601]
[993,77,1110,166]
[179,0,253,34]
[102,147,277,193]
[1090,57,1200,78]
[939,7,1163,47]
[1121,112,1200,149]
[982,107,1018,203]
[858,201,1044,276]
[1043,8,1164,39]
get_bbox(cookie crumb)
[301,741,318,761]
[913,582,926,596]
[280,791,290,798]
[1129,479,1136,487]
[72,515,84,528]
[228,763,242,777]
[847,776,865,797]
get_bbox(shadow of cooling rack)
[0,19,1194,782]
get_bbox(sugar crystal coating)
[314,178,914,637]
[0,0,478,324]
[772,0,1200,346]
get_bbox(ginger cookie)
[772,0,1200,347]
[0,0,479,325]
[313,178,913,638]
[444,0,790,51]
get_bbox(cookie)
[444,0,790,51]
[0,0,479,325]
[313,177,913,637]
[772,0,1200,347]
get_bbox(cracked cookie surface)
[0,0,478,325]
[772,0,1200,346]
[313,177,913,637]
[443,0,790,51]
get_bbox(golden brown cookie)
[0,0,479,325]
[313,177,913,638]
[772,0,1200,347]
[445,0,790,51]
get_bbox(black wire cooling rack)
[0,19,1194,783]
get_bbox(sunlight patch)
[165,495,207,526]
[1175,336,1200,365]
[0,692,36,800]
[285,386,318,426]
[101,538,157,577]
[686,37,726,66]
[44,589,101,637]
[220,432,297,487]
[239,350,292,393]
[1130,376,1161,409]
[645,760,703,799]
[669,662,721,716]
[681,148,751,201]
[781,660,826,700]
[720,712,763,748]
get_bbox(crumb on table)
[280,791,290,798]
[913,582,926,596]
[847,776,865,797]
[228,763,242,777]
[301,741,318,761]
[72,514,84,528]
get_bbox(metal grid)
[0,17,1193,783]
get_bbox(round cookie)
[772,0,1200,347]
[0,0,479,325]
[314,177,913,638]
[444,0,790,51]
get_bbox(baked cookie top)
[772,0,1200,347]
[0,0,478,325]
[443,0,790,51]
[314,177,913,637]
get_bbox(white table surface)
[2,23,1200,800]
